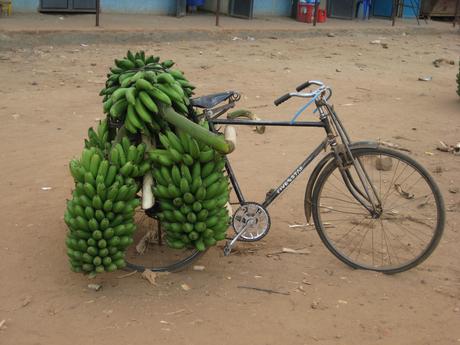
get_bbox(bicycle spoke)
[385,193,434,214]
[380,158,402,205]
[333,215,370,244]
[380,220,417,259]
[320,193,364,207]
[318,205,366,216]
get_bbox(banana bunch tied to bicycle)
[64,50,234,276]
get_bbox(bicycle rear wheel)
[310,147,444,274]
[124,208,204,272]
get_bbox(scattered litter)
[418,76,432,82]
[335,68,342,72]
[267,247,311,256]
[425,151,434,156]
[254,275,263,279]
[193,265,205,271]
[449,187,459,194]
[283,247,302,254]
[12,113,20,119]
[21,296,32,307]
[135,230,156,255]
[433,58,455,68]
[288,223,310,228]
[310,300,327,310]
[338,299,348,304]
[436,141,460,155]
[302,279,312,285]
[232,36,242,41]
[327,32,336,37]
[58,16,65,20]
[117,271,137,279]
[370,40,381,45]
[181,283,191,291]
[166,309,186,315]
[342,103,354,106]
[160,320,170,325]
[141,270,169,286]
[41,187,53,191]
[0,320,6,330]
[380,140,411,153]
[292,285,305,293]
[394,184,414,200]
[80,43,88,47]
[102,309,113,316]
[87,283,102,291]
[247,36,255,41]
[237,285,290,295]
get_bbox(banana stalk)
[159,105,234,154]
[227,109,265,134]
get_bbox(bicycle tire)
[124,209,205,272]
[310,147,445,274]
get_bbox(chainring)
[232,202,271,242]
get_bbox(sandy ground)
[0,28,459,345]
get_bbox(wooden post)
[216,0,221,26]
[391,0,398,26]
[313,0,319,26]
[454,0,460,27]
[95,0,100,27]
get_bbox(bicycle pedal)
[223,242,232,256]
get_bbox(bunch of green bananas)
[65,147,141,274]
[99,50,196,134]
[109,136,150,179]
[65,50,233,276]
[84,119,111,157]
[150,126,230,251]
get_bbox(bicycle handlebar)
[274,80,328,107]
[274,93,291,106]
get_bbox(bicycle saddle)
[191,91,235,109]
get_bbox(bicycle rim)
[311,147,444,273]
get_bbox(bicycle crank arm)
[223,219,255,256]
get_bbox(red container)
[317,9,326,23]
[297,3,314,23]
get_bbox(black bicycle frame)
[208,118,330,209]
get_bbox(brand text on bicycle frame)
[276,166,304,194]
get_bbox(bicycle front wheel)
[311,147,445,274]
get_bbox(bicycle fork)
[320,102,383,217]
[334,146,383,217]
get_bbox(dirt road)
[0,30,459,345]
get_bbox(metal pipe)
[454,0,460,27]
[313,0,319,26]
[216,0,221,26]
[95,0,100,27]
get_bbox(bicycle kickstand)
[223,219,255,256]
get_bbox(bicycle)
[125,80,445,274]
